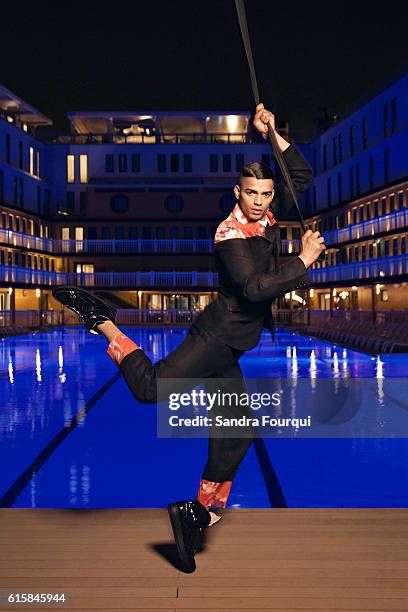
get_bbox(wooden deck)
[1,508,408,611]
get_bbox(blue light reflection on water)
[1,326,407,508]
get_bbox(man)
[52,103,326,573]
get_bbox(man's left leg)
[196,356,256,512]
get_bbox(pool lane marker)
[0,371,121,508]
[253,437,288,508]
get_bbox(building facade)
[0,75,407,327]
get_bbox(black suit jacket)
[193,144,313,351]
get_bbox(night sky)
[1,0,407,140]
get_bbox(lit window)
[61,227,70,240]
[80,154,88,184]
[37,151,40,177]
[67,155,75,183]
[29,147,34,175]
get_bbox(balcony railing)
[53,132,252,145]
[0,255,407,288]
[0,309,60,328]
[0,266,218,288]
[323,208,408,246]
[310,254,408,283]
[0,229,300,255]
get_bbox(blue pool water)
[1,326,408,508]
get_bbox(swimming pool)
[1,326,408,508]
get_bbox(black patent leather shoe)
[167,500,211,573]
[52,285,117,335]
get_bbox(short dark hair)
[239,161,275,184]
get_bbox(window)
[235,154,244,171]
[391,98,396,133]
[16,218,20,232]
[332,138,337,165]
[169,227,179,239]
[349,125,354,156]
[110,194,129,213]
[75,227,84,241]
[384,149,389,184]
[327,177,332,206]
[79,154,88,183]
[164,194,184,213]
[18,141,23,170]
[129,227,138,239]
[132,154,140,172]
[183,154,192,172]
[362,117,368,149]
[36,151,40,177]
[156,227,166,239]
[184,226,193,239]
[209,154,218,172]
[170,154,179,172]
[222,154,231,172]
[393,238,398,256]
[389,194,395,212]
[115,227,125,239]
[76,263,94,274]
[101,227,111,239]
[323,144,327,171]
[88,227,98,239]
[219,193,235,214]
[398,192,405,208]
[80,191,87,212]
[292,227,301,239]
[383,104,389,137]
[280,226,287,239]
[338,133,343,162]
[118,154,127,172]
[67,191,75,212]
[157,154,166,172]
[384,240,389,256]
[105,154,114,172]
[142,227,152,239]
[197,226,208,238]
[67,154,75,183]
[62,227,70,240]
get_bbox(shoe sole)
[167,503,196,573]
[52,285,116,319]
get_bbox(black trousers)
[119,323,255,484]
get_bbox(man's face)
[234,177,275,222]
